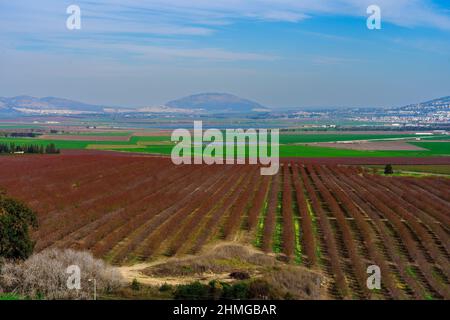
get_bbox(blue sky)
[1,0,450,109]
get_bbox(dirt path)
[117,242,253,286]
[119,260,232,287]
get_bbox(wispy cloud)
[1,0,449,108]
[311,56,364,65]
[3,1,450,33]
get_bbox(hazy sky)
[1,0,450,109]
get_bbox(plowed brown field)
[0,152,448,300]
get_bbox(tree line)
[0,142,60,154]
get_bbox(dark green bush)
[159,283,172,292]
[131,278,141,291]
[174,281,210,300]
[0,192,38,260]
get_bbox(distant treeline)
[0,143,60,154]
[0,132,39,138]
[280,125,450,132]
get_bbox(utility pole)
[88,278,97,300]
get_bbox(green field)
[110,142,450,158]
[410,142,450,155]
[278,133,431,144]
[0,134,449,158]
[0,293,23,300]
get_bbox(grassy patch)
[272,190,283,254]
[364,165,450,178]
[279,134,425,144]
[254,178,271,248]
[410,141,450,155]
[2,133,448,158]
[406,266,418,279]
[0,293,24,300]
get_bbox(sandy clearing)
[119,262,232,287]
[117,243,258,286]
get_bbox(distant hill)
[0,95,106,115]
[400,96,450,111]
[166,93,269,113]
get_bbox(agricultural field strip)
[38,162,192,250]
[188,168,256,255]
[356,174,450,298]
[354,175,450,280]
[50,162,196,249]
[135,166,238,260]
[35,161,187,248]
[4,157,151,215]
[331,171,429,299]
[0,156,115,204]
[36,159,168,225]
[240,173,264,233]
[281,165,295,259]
[319,166,404,299]
[382,177,450,227]
[368,175,450,259]
[291,163,316,268]
[155,166,244,258]
[222,168,261,240]
[1,153,449,300]
[405,179,450,210]
[108,165,230,264]
[247,176,270,232]
[261,172,280,253]
[341,171,450,299]
[309,165,374,299]
[340,167,449,297]
[299,165,351,299]
[86,165,210,258]
[166,166,249,256]
[399,176,450,202]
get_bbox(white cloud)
[2,0,450,34]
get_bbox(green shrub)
[174,282,210,300]
[223,282,249,299]
[208,280,224,300]
[131,278,141,291]
[159,283,172,292]
[0,192,38,260]
[384,164,394,175]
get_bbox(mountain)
[166,93,269,113]
[400,96,450,112]
[0,95,106,115]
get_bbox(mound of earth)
[127,243,328,300]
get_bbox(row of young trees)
[0,143,60,154]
